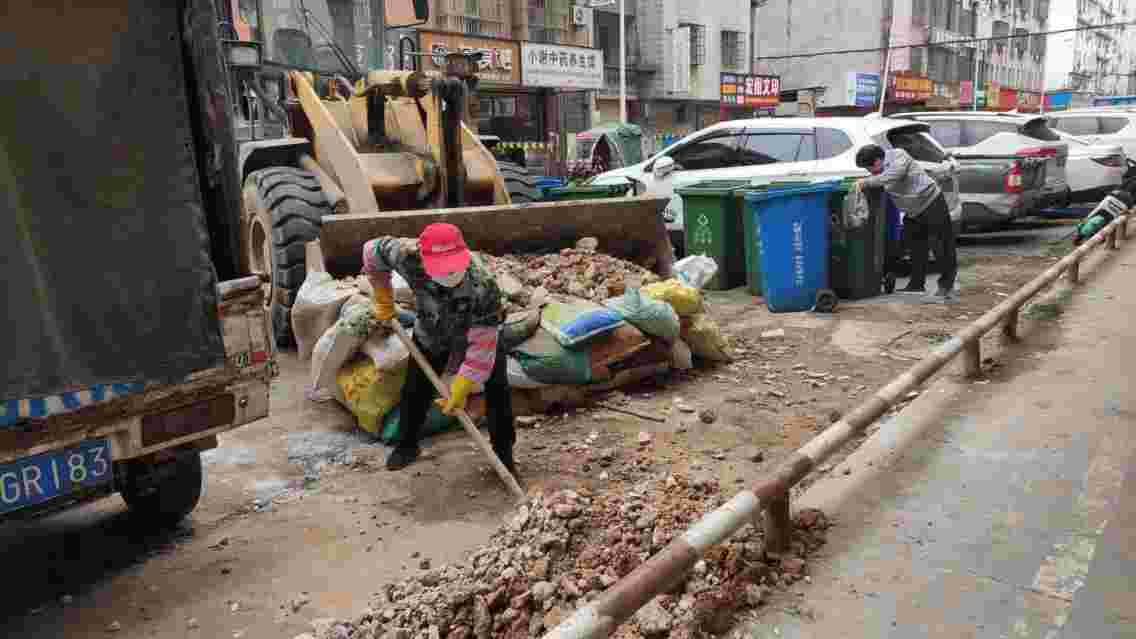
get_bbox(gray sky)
[1044,0,1077,90]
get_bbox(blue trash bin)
[745,182,841,313]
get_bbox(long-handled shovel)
[388,320,527,503]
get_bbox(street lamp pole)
[619,0,627,123]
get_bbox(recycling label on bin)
[792,221,806,287]
[691,213,713,251]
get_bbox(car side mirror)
[654,156,676,179]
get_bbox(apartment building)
[1046,0,1135,95]
[754,0,1049,113]
[590,0,755,133]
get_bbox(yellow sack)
[336,357,408,434]
[681,313,732,362]
[643,279,704,317]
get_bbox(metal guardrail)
[542,211,1132,639]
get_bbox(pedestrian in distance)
[855,144,958,304]
[363,223,518,475]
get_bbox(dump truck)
[0,1,276,525]
[223,0,673,346]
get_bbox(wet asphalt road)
[956,218,1078,259]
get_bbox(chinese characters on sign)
[719,73,781,108]
[889,74,933,103]
[418,31,520,84]
[846,72,881,108]
[791,221,806,288]
[520,43,604,89]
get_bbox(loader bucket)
[318,196,675,279]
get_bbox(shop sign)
[521,42,604,89]
[890,73,933,103]
[999,87,1018,110]
[419,30,519,84]
[1018,91,1040,109]
[960,80,974,105]
[845,72,881,108]
[986,82,1001,109]
[720,73,781,108]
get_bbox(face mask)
[432,270,466,288]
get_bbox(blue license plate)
[0,439,113,515]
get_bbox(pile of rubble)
[303,476,829,639]
[480,246,661,311]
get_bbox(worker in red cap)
[362,223,517,475]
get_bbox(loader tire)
[499,161,539,204]
[242,167,329,348]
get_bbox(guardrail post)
[1066,259,1080,285]
[1119,219,1128,241]
[960,339,982,378]
[1107,227,1118,250]
[1002,306,1020,342]
[763,494,792,556]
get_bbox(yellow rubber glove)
[436,375,475,416]
[372,283,396,322]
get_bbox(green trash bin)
[828,179,888,300]
[543,183,631,201]
[676,180,752,290]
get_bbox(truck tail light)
[1018,147,1058,158]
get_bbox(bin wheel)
[814,289,839,313]
[883,273,897,294]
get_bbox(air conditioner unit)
[572,6,593,28]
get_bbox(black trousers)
[905,194,957,293]
[395,338,515,455]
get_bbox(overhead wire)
[755,20,1135,61]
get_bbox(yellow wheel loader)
[227,1,673,345]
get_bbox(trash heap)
[480,248,662,310]
[303,476,830,639]
[291,241,733,445]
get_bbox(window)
[1051,116,1099,136]
[721,30,744,70]
[926,120,964,147]
[962,120,1017,145]
[690,25,706,65]
[668,131,741,170]
[888,129,949,163]
[737,132,816,165]
[1020,119,1061,142]
[816,128,853,159]
[1099,116,1131,134]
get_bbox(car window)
[1019,119,1062,142]
[1050,116,1099,136]
[668,131,742,171]
[1099,116,1130,134]
[926,120,963,147]
[816,128,853,159]
[737,133,817,165]
[887,129,949,163]
[962,120,1018,145]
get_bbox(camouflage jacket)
[363,237,503,367]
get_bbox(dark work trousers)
[395,338,515,457]
[904,194,957,293]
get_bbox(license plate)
[0,439,113,515]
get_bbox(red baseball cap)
[418,223,471,278]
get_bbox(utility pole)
[619,0,627,123]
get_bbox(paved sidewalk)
[744,239,1136,638]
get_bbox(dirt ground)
[0,231,1075,639]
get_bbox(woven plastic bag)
[336,357,408,434]
[291,271,357,361]
[643,279,704,317]
[603,286,680,340]
[681,313,732,362]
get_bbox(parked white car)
[1045,108,1136,160]
[895,112,1071,209]
[589,117,962,251]
[1051,130,1127,203]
